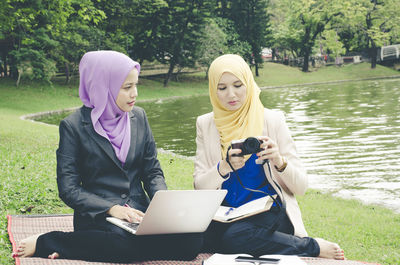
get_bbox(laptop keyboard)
[123,222,139,230]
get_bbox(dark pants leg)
[34,222,203,262]
[138,233,204,260]
[204,208,320,257]
[35,230,137,263]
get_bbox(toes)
[48,252,59,259]
[335,249,345,260]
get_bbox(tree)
[5,0,69,83]
[197,16,252,78]
[128,0,168,64]
[155,0,213,87]
[352,0,400,68]
[271,0,346,72]
[215,0,271,76]
[269,0,302,60]
[197,19,227,78]
[214,17,252,58]
[1,0,106,84]
[54,0,107,83]
[320,29,346,61]
[229,0,271,76]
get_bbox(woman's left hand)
[107,205,144,223]
[256,136,284,168]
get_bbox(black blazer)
[56,106,167,229]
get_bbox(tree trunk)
[65,62,70,84]
[255,63,259,77]
[16,69,22,87]
[370,43,377,69]
[1,53,6,77]
[272,48,277,61]
[205,66,209,79]
[302,48,310,72]
[164,61,176,87]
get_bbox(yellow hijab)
[208,54,265,160]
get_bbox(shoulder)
[196,112,214,125]
[263,108,286,124]
[61,106,85,127]
[130,105,146,116]
[129,106,147,121]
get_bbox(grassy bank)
[256,62,400,87]
[1,62,399,265]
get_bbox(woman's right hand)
[107,205,144,223]
[218,148,245,176]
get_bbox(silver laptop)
[106,189,227,235]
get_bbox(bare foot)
[13,234,42,258]
[315,238,345,260]
[48,252,59,259]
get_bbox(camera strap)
[225,146,286,233]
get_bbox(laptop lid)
[107,189,227,235]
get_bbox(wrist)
[274,156,287,172]
[274,156,284,168]
[107,204,118,215]
[217,161,230,178]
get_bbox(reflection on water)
[137,79,400,213]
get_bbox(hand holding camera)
[219,137,264,176]
[231,136,268,165]
[255,136,284,168]
[218,148,246,176]
[218,136,285,176]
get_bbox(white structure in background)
[380,44,400,61]
[261,48,272,61]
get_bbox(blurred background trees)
[0,0,399,86]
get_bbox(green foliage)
[320,29,346,58]
[214,17,252,58]
[154,0,214,86]
[346,0,400,50]
[11,47,57,83]
[128,0,168,62]
[229,0,271,69]
[270,0,400,71]
[9,26,59,83]
[1,0,399,83]
[1,0,108,83]
[197,18,227,76]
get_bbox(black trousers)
[34,217,203,263]
[202,207,320,257]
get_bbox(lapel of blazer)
[208,113,223,163]
[122,111,137,170]
[261,108,285,200]
[81,106,124,170]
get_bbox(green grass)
[256,62,400,87]
[1,62,399,264]
[298,190,400,265]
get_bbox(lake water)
[136,79,400,213]
[38,78,400,213]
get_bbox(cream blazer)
[193,108,308,237]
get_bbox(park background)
[1,0,400,265]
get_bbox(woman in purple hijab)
[14,51,203,262]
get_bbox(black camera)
[231,137,263,156]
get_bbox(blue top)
[221,154,277,207]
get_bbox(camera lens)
[243,137,261,154]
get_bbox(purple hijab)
[79,51,140,164]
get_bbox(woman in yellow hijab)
[194,54,344,260]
